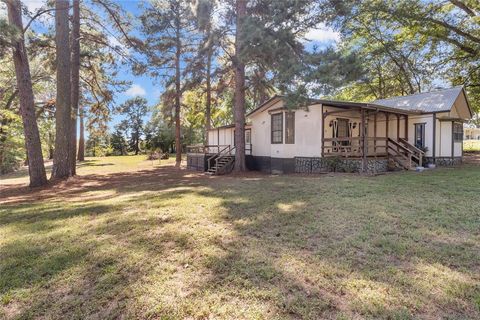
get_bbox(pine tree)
[226,0,322,171]
[77,105,85,161]
[116,97,148,155]
[52,0,72,179]
[5,0,48,187]
[233,0,247,172]
[70,0,80,174]
[110,126,127,155]
[139,0,198,167]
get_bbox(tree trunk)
[174,10,182,167]
[7,0,48,187]
[135,131,140,155]
[77,105,85,161]
[48,131,54,159]
[233,0,247,172]
[205,25,212,144]
[69,0,80,175]
[52,0,72,179]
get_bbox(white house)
[465,127,480,140]
[187,86,473,174]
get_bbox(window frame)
[245,129,251,144]
[414,122,426,149]
[285,111,295,144]
[271,112,283,144]
[453,122,463,142]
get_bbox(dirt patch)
[463,152,480,165]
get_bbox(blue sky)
[21,0,340,131]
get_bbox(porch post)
[451,120,454,161]
[386,113,389,140]
[373,111,377,157]
[404,115,408,140]
[321,105,325,157]
[386,113,389,158]
[432,113,437,163]
[360,108,366,173]
[396,114,400,140]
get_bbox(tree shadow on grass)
[0,196,197,319]
[1,167,479,319]
[188,176,480,318]
[0,166,209,205]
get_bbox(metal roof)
[212,86,470,130]
[373,86,464,113]
[246,95,418,117]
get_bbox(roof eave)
[246,95,285,117]
[461,87,474,118]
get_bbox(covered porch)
[320,100,425,170]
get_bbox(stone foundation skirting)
[295,157,388,174]
[426,157,462,166]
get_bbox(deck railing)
[187,144,252,155]
[186,144,231,154]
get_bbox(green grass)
[464,140,480,152]
[0,155,178,185]
[1,156,480,319]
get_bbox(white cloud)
[125,84,146,97]
[24,0,46,13]
[304,24,341,43]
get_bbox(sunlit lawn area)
[0,155,177,186]
[1,156,479,319]
[464,140,480,153]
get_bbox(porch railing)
[323,137,424,168]
[323,137,388,157]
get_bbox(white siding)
[251,104,272,157]
[251,102,324,158]
[408,115,434,157]
[439,121,452,157]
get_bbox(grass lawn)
[1,155,479,319]
[464,140,480,153]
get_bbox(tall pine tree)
[5,0,48,187]
[139,0,198,167]
[52,0,72,179]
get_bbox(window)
[285,112,295,144]
[271,113,283,144]
[245,129,251,144]
[453,123,463,142]
[414,123,425,148]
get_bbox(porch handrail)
[387,138,412,154]
[387,138,413,169]
[397,138,424,167]
[207,145,231,171]
[207,145,229,162]
[214,146,236,174]
[398,138,425,155]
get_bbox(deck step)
[206,157,235,175]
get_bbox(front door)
[334,118,350,146]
